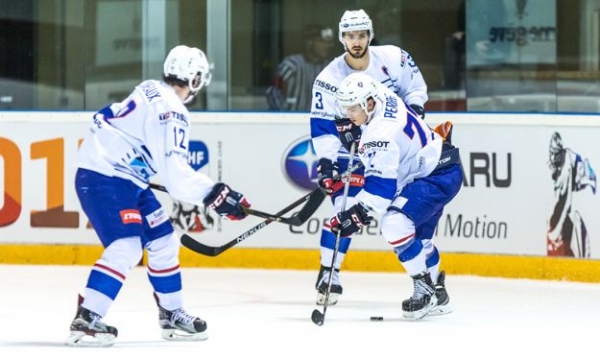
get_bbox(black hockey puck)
[370,316,384,321]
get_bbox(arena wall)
[1,112,599,282]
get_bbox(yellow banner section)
[1,244,599,283]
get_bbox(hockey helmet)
[338,9,374,45]
[163,45,212,103]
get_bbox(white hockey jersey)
[354,83,442,214]
[310,45,428,161]
[76,80,215,206]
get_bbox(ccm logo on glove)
[334,117,362,152]
[329,203,373,237]
[203,183,250,221]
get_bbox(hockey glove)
[409,104,425,119]
[329,203,373,237]
[203,183,251,221]
[335,117,362,152]
[317,158,339,194]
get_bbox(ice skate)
[155,294,208,341]
[65,305,118,347]
[315,265,343,305]
[428,270,452,316]
[402,272,437,320]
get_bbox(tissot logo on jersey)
[314,79,338,93]
[158,111,188,124]
[120,209,142,224]
[359,141,390,154]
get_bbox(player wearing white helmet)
[66,45,251,347]
[329,73,462,319]
[310,9,431,307]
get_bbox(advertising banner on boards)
[1,112,599,260]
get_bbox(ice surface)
[0,265,598,359]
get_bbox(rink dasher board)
[1,111,600,262]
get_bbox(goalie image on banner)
[546,132,597,258]
[169,140,215,233]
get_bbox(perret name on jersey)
[384,96,398,118]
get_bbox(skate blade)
[427,304,453,317]
[402,295,437,321]
[65,331,116,347]
[316,293,339,306]
[161,328,208,341]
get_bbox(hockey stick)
[147,183,324,256]
[149,161,363,225]
[238,161,363,226]
[311,142,356,326]
[180,189,321,256]
[242,190,326,226]
[176,161,364,257]
[148,183,326,227]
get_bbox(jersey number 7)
[403,111,429,147]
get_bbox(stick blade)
[180,234,222,256]
[289,189,327,226]
[311,309,325,326]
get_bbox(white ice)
[0,265,598,360]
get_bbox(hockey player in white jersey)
[328,72,462,319]
[66,45,251,347]
[310,9,432,306]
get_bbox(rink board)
[1,111,600,281]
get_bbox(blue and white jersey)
[310,45,428,161]
[76,80,215,206]
[355,82,442,214]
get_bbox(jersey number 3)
[314,92,324,110]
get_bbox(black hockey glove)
[203,183,250,221]
[335,117,362,152]
[329,203,373,237]
[317,158,339,194]
[409,104,425,119]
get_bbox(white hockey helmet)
[163,45,212,103]
[336,72,379,114]
[338,9,374,45]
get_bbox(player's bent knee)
[381,211,415,247]
[146,232,180,267]
[101,237,144,275]
[421,238,434,253]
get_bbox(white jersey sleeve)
[369,46,428,107]
[355,83,441,214]
[76,80,215,206]
[309,56,347,161]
